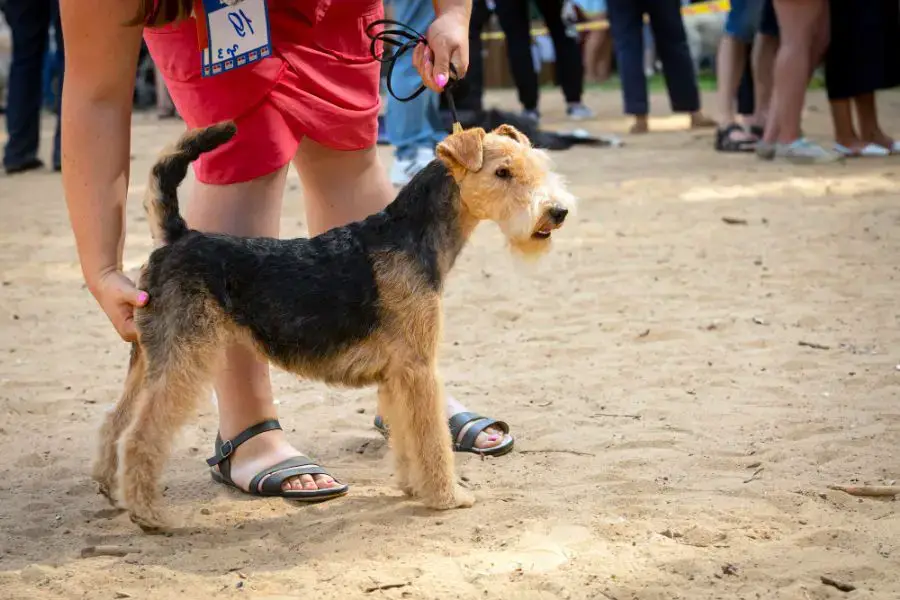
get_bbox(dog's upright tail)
[144,121,238,245]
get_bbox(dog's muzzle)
[532,205,568,239]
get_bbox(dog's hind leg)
[117,316,223,532]
[92,343,146,506]
[384,366,474,510]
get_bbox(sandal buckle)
[219,440,234,459]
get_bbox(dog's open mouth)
[531,220,558,239]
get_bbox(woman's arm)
[60,0,149,339]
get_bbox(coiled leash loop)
[366,18,464,134]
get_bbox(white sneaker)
[566,103,594,120]
[774,138,844,164]
[390,146,435,186]
[521,109,541,124]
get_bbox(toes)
[275,474,339,492]
[474,427,503,449]
[314,474,337,489]
[279,475,308,492]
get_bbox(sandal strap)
[248,456,332,495]
[206,419,283,469]
[448,412,510,451]
[716,123,755,147]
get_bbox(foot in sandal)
[690,111,717,129]
[207,419,348,500]
[715,123,758,153]
[374,396,514,457]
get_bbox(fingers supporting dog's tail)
[143,121,238,245]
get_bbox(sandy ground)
[1,88,899,600]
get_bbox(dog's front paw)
[91,466,120,507]
[452,486,476,508]
[128,505,172,535]
[124,495,171,534]
[95,481,119,507]
[422,485,475,510]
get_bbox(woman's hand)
[414,4,470,92]
[89,269,149,342]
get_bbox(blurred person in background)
[491,0,594,123]
[382,0,447,186]
[2,0,63,174]
[605,0,715,134]
[825,0,900,157]
[572,0,612,84]
[713,0,779,152]
[756,0,836,163]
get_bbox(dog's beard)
[507,235,553,261]
[499,209,554,261]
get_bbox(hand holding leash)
[418,7,469,92]
[367,16,465,132]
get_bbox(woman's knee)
[295,139,382,182]
[812,10,830,59]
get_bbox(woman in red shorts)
[59,0,514,502]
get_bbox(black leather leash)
[366,18,464,134]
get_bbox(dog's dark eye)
[495,167,512,179]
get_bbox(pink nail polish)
[489,435,499,442]
[435,73,448,88]
[137,292,149,305]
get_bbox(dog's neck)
[379,161,479,288]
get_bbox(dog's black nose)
[548,206,568,224]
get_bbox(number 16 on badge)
[198,0,272,77]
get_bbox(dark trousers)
[491,0,584,110]
[2,0,63,170]
[606,0,700,115]
[825,0,900,101]
[459,0,492,113]
[737,48,755,116]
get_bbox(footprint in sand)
[456,525,593,576]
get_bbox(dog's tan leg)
[378,384,414,496]
[385,366,474,510]
[93,344,146,506]
[118,337,218,533]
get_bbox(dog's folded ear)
[437,127,486,177]
[491,124,531,147]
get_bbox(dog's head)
[437,125,575,257]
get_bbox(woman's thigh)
[772,0,825,40]
[292,138,394,237]
[145,1,384,189]
[184,165,289,238]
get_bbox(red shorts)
[144,0,384,185]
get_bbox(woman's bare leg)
[765,0,826,144]
[185,166,340,492]
[582,21,611,84]
[750,32,778,130]
[829,98,863,152]
[292,140,508,451]
[760,0,840,162]
[853,93,895,148]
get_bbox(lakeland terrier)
[92,120,575,532]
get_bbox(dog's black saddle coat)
[141,161,462,364]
